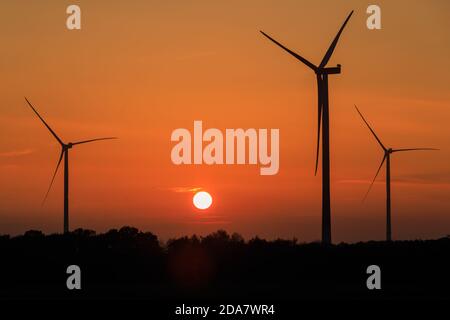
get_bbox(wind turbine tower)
[25,97,117,233]
[261,10,354,244]
[355,105,438,241]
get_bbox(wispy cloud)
[396,172,450,184]
[171,187,202,193]
[0,149,34,158]
[337,179,371,185]
[0,164,20,169]
[187,220,231,225]
[155,186,203,193]
[338,175,450,187]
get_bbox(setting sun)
[193,191,213,210]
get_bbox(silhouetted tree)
[72,228,96,237]
[119,226,139,238]
[23,230,44,238]
[231,232,244,243]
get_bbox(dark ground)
[1,227,449,316]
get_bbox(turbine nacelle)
[387,148,393,154]
[317,64,341,75]
[66,143,73,149]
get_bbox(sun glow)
[193,191,213,210]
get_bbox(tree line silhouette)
[1,227,450,300]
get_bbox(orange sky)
[1,1,449,242]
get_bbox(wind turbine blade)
[319,10,353,68]
[260,31,318,72]
[42,149,64,205]
[363,155,386,202]
[392,148,439,153]
[72,137,118,146]
[24,97,64,146]
[355,105,386,151]
[314,75,323,175]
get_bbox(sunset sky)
[0,0,449,242]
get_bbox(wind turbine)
[260,10,354,244]
[355,105,438,241]
[25,97,117,234]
